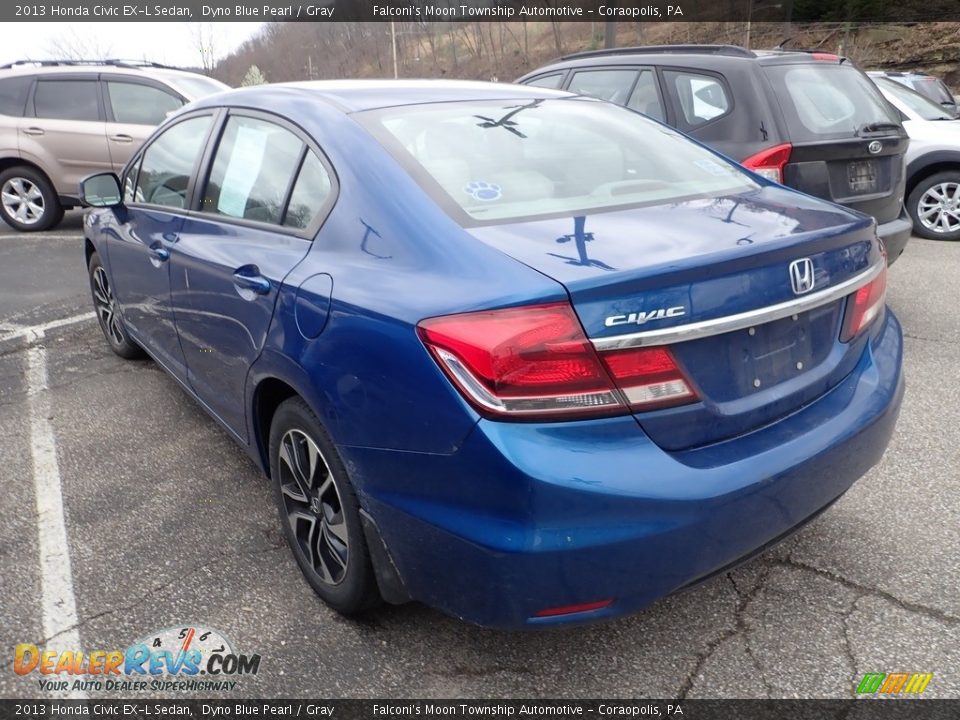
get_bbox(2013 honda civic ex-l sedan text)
[79,80,904,628]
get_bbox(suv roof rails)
[559,44,756,62]
[0,59,178,70]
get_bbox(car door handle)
[109,134,133,143]
[148,245,170,262]
[23,127,44,136]
[232,270,271,295]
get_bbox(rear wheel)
[88,252,144,359]
[908,171,960,241]
[269,397,381,615]
[0,167,64,232]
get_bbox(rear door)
[19,75,110,196]
[101,75,185,172]
[169,111,334,440]
[761,60,908,226]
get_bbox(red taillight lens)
[741,143,793,184]
[810,52,840,61]
[601,347,697,411]
[418,302,698,420]
[840,267,887,342]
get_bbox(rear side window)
[764,64,900,141]
[283,151,333,229]
[202,115,304,225]
[665,70,730,126]
[626,70,664,121]
[106,81,183,125]
[0,76,31,117]
[34,79,100,121]
[524,74,564,90]
[568,69,638,105]
[135,115,212,208]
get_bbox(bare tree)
[45,29,113,61]
[190,22,218,74]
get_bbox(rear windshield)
[764,63,901,141]
[165,75,229,100]
[911,77,954,105]
[359,97,757,224]
[877,77,954,121]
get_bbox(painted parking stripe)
[0,312,95,344]
[26,337,87,700]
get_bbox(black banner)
[3,700,960,720]
[5,0,960,23]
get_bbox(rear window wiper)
[857,121,902,135]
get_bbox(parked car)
[80,80,903,628]
[518,45,913,264]
[871,69,958,117]
[0,59,228,232]
[870,73,960,241]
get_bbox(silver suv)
[0,60,227,231]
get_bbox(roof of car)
[0,60,214,83]
[200,79,569,114]
[523,45,846,77]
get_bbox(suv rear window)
[0,76,31,117]
[361,97,757,224]
[764,64,899,141]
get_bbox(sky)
[0,23,264,69]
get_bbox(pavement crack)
[768,558,959,626]
[677,566,773,700]
[902,331,960,346]
[726,573,775,698]
[839,595,862,698]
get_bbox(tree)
[241,65,267,86]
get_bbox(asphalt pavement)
[0,213,957,699]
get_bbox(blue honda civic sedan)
[79,80,904,628]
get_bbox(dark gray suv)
[518,45,912,263]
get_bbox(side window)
[106,81,183,126]
[0,76,32,117]
[283,151,333,229]
[568,69,638,105]
[134,115,212,209]
[525,73,564,90]
[202,115,303,225]
[626,70,665,121]
[34,79,100,121]
[664,70,730,127]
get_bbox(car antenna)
[777,37,794,49]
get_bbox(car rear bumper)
[877,213,912,264]
[351,311,904,628]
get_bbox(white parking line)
[0,312,95,344]
[26,336,87,700]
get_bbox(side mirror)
[79,173,123,208]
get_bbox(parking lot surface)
[1,214,958,699]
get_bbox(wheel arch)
[906,152,960,199]
[0,156,55,185]
[251,376,300,478]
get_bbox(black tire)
[269,397,381,615]
[907,171,960,241]
[88,252,144,359]
[0,166,64,232]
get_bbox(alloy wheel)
[92,266,125,346]
[277,429,350,585]
[1,177,45,226]
[917,182,960,235]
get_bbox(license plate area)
[848,160,878,193]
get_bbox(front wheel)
[0,167,64,232]
[907,171,960,241]
[88,252,144,359]
[269,397,381,615]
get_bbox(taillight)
[840,267,887,342]
[810,53,840,61]
[417,302,698,420]
[742,143,793,184]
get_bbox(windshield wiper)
[857,121,901,135]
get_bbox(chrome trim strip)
[591,261,884,351]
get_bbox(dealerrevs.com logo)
[14,625,260,693]
[856,672,933,695]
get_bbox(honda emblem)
[789,258,815,295]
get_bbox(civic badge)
[868,140,882,154]
[789,258,815,295]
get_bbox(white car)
[871,73,960,241]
